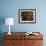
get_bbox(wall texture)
[0,0,46,32]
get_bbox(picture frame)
[18,9,36,24]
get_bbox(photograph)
[19,9,36,23]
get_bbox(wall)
[0,0,46,46]
[0,0,46,32]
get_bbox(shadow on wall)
[0,16,5,46]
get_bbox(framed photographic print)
[18,9,36,24]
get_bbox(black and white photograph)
[19,9,36,23]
